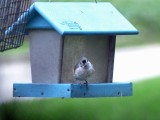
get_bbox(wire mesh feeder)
[0,0,31,52]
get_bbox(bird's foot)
[84,80,88,90]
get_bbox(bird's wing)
[74,63,80,73]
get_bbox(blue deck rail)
[13,82,132,98]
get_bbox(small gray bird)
[74,57,95,88]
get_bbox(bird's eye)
[82,60,86,64]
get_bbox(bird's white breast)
[74,62,94,81]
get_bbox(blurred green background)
[1,0,160,120]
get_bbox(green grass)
[0,77,160,120]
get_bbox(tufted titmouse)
[74,57,95,89]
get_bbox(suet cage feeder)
[0,0,31,51]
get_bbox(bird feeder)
[12,2,138,98]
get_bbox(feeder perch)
[8,2,138,98]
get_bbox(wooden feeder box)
[12,2,138,98]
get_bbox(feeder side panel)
[29,30,62,83]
